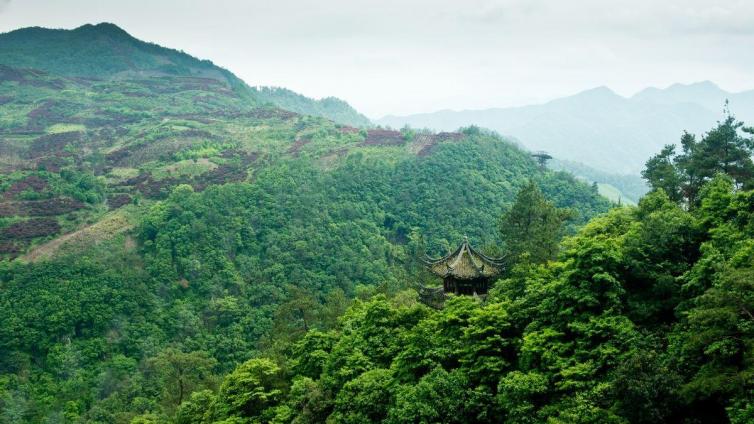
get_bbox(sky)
[1,0,753,118]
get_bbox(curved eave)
[422,240,506,279]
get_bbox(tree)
[642,144,683,203]
[148,348,217,410]
[215,358,284,420]
[500,181,572,264]
[694,112,754,188]
[643,112,754,207]
[330,368,396,424]
[174,390,216,424]
[388,367,470,424]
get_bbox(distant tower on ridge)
[531,151,553,167]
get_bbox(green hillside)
[0,57,610,422]
[0,23,371,127]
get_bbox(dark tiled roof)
[423,237,504,280]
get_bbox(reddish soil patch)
[361,129,405,146]
[417,132,464,157]
[106,129,220,166]
[0,198,86,217]
[118,152,258,197]
[117,173,150,187]
[36,154,69,172]
[193,153,256,190]
[192,164,247,191]
[436,132,464,142]
[245,108,298,120]
[1,218,60,240]
[0,66,63,89]
[180,129,219,140]
[107,194,132,210]
[105,148,132,166]
[0,240,23,256]
[288,136,312,156]
[137,176,183,198]
[3,176,49,199]
[27,131,83,158]
[339,126,360,134]
[25,100,78,131]
[0,65,26,83]
[417,143,435,157]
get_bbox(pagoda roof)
[422,237,505,280]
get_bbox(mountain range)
[378,82,754,175]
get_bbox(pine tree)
[499,181,571,264]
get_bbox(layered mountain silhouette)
[379,82,754,174]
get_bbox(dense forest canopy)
[159,119,754,424]
[0,26,612,422]
[1,21,753,424]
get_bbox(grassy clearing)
[46,123,86,133]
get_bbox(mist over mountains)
[378,82,754,175]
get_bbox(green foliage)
[0,22,636,423]
[0,111,607,421]
[191,152,754,423]
[173,141,238,161]
[215,358,284,421]
[147,348,218,410]
[643,112,754,207]
[252,87,371,127]
[330,368,395,423]
[500,180,573,264]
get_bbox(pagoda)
[421,237,505,297]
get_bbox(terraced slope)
[3,65,592,259]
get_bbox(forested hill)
[0,47,611,421]
[0,23,371,127]
[160,117,754,424]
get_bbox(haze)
[2,0,753,118]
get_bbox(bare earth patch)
[21,210,134,262]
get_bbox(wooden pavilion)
[421,237,505,299]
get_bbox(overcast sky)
[1,0,753,118]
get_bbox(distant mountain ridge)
[0,23,371,127]
[378,82,754,174]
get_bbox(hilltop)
[0,23,371,127]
